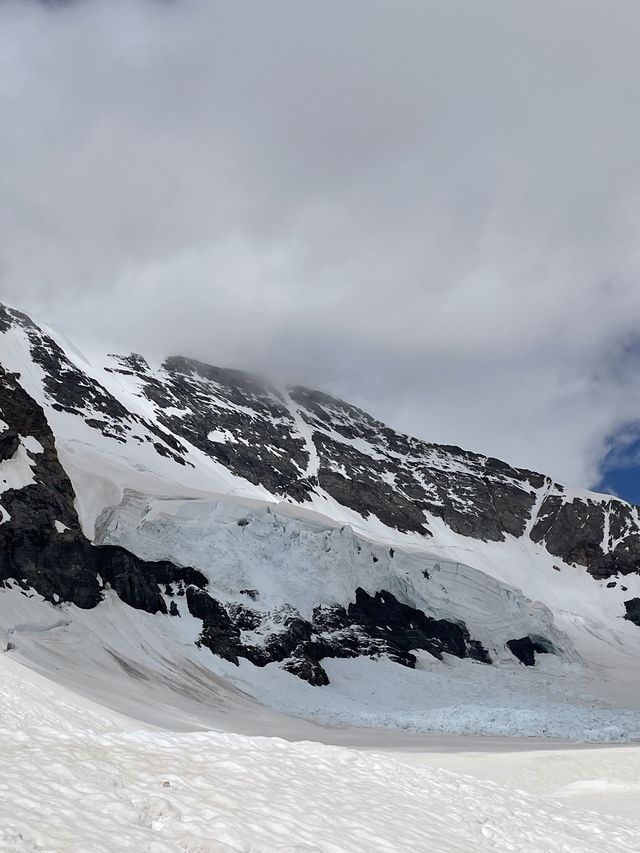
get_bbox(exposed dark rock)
[531,495,640,578]
[227,603,262,631]
[623,598,640,627]
[240,588,260,600]
[99,547,206,615]
[186,588,245,664]
[531,498,605,569]
[291,388,538,543]
[110,353,313,500]
[316,450,430,535]
[0,426,19,462]
[180,583,491,685]
[282,656,329,687]
[343,588,491,664]
[0,364,206,616]
[506,636,552,667]
[0,305,188,463]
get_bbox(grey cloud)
[1,0,640,487]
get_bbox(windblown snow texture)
[2,649,640,852]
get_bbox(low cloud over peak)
[2,0,640,490]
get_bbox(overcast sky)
[2,0,640,490]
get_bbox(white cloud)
[2,0,640,488]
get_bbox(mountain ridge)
[2,301,638,577]
[1,301,639,728]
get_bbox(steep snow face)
[103,353,314,498]
[0,305,273,537]
[0,363,213,619]
[289,385,640,581]
[96,492,573,663]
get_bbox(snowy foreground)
[2,652,640,852]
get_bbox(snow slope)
[89,492,640,740]
[2,578,640,742]
[1,647,640,853]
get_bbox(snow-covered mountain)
[1,302,640,739]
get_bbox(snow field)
[1,699,639,851]
[2,642,640,852]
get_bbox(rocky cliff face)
[6,303,637,580]
[131,357,640,580]
[0,302,638,686]
[5,298,631,581]
[0,363,207,611]
[0,362,508,685]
